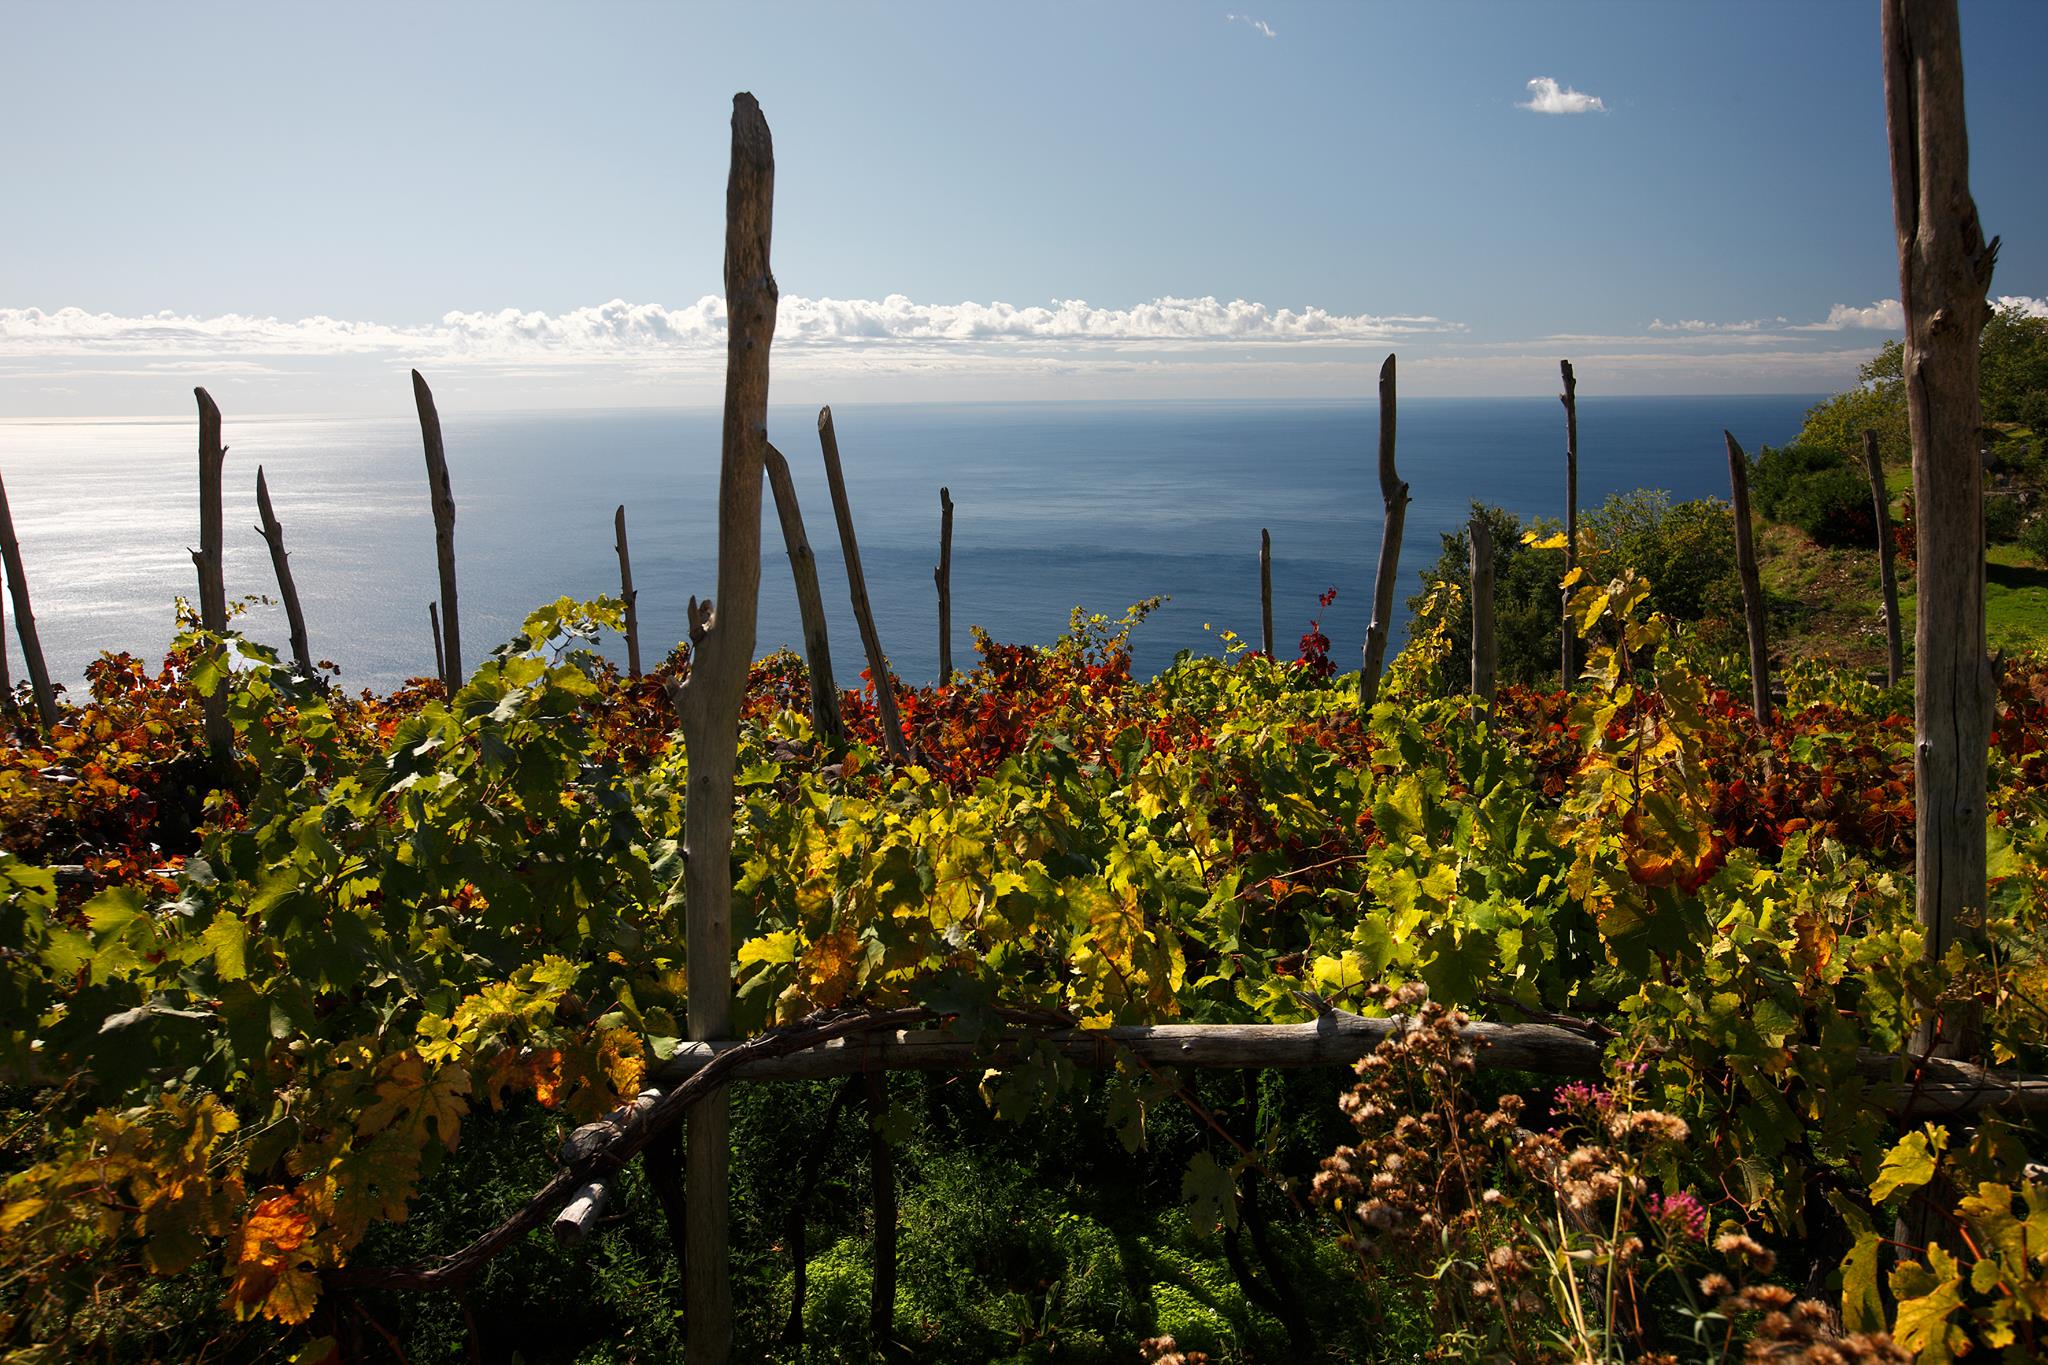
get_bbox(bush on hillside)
[1748,444,1875,548]
[1986,491,2026,544]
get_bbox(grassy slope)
[1757,514,2048,667]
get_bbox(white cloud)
[1647,317,1782,334]
[1225,13,1277,38]
[1518,77,1606,115]
[0,295,1462,365]
[1994,295,2048,318]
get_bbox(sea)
[0,396,1820,695]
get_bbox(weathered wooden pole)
[934,486,954,684]
[764,442,847,754]
[1560,359,1580,685]
[1469,515,1496,718]
[1884,0,1995,1058]
[1359,355,1407,706]
[614,505,643,680]
[672,91,778,1365]
[428,603,446,688]
[1724,432,1772,724]
[866,1071,898,1351]
[817,407,912,762]
[0,554,9,711]
[412,370,461,693]
[254,467,314,678]
[0,471,58,728]
[1259,528,1274,658]
[192,389,232,757]
[1861,429,1905,688]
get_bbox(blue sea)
[0,396,1819,695]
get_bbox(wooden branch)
[671,91,778,1365]
[412,370,462,693]
[335,1005,2048,1294]
[193,389,232,758]
[330,1008,926,1295]
[764,441,846,754]
[614,505,642,680]
[817,407,911,762]
[934,486,954,684]
[865,1070,897,1352]
[254,467,314,678]
[0,470,58,728]
[1884,0,1996,1058]
[0,543,9,713]
[1469,515,1496,717]
[1259,528,1274,659]
[1862,429,1905,688]
[1560,360,1580,686]
[1360,355,1408,706]
[429,603,446,689]
[553,1088,660,1244]
[1724,431,1772,724]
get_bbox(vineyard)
[6,8,2048,1364]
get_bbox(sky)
[4,0,2046,417]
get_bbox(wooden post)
[0,471,58,728]
[672,91,778,1365]
[428,603,446,688]
[866,1071,897,1352]
[615,505,643,680]
[1359,354,1408,706]
[1724,431,1772,724]
[1259,528,1274,658]
[764,442,847,754]
[412,370,461,694]
[1560,360,1580,686]
[1469,515,1496,717]
[1883,0,1996,1057]
[192,389,232,758]
[254,467,314,679]
[817,407,912,762]
[934,486,954,684]
[0,547,9,711]
[1862,429,1905,688]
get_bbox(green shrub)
[1749,444,1876,548]
[1986,491,2026,543]
[2021,510,2048,565]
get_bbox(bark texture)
[0,472,57,727]
[1359,355,1407,705]
[1862,429,1906,688]
[255,467,314,678]
[412,370,462,693]
[615,505,642,679]
[1883,0,1997,1057]
[1259,527,1274,659]
[934,486,954,683]
[671,91,778,1365]
[192,389,232,757]
[1724,431,1772,724]
[764,442,846,754]
[818,407,911,761]
[1560,360,1580,685]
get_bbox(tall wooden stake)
[412,370,462,694]
[817,407,912,762]
[428,603,446,687]
[1360,355,1408,706]
[1259,528,1274,659]
[1469,515,1496,718]
[1862,429,1905,688]
[1724,431,1772,724]
[866,1071,898,1352]
[1560,359,1580,685]
[1884,0,1995,1057]
[0,548,9,712]
[615,505,643,680]
[254,467,314,679]
[0,471,58,728]
[764,442,847,754]
[193,389,232,758]
[934,486,954,684]
[673,91,777,1365]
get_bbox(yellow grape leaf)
[358,1054,472,1151]
[799,923,862,1006]
[737,930,800,967]
[262,1264,322,1325]
[1888,1247,1965,1362]
[0,1197,48,1232]
[1523,530,1569,550]
[597,1028,646,1099]
[1870,1128,1943,1204]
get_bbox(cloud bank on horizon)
[3,291,2042,415]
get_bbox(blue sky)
[4,1,2045,415]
